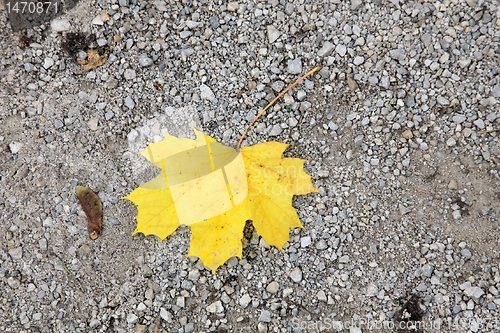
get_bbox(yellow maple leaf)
[124,129,317,272]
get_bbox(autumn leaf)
[124,129,317,272]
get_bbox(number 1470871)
[6,1,58,14]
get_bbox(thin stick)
[237,65,323,149]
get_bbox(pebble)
[9,142,23,154]
[239,294,251,308]
[200,84,216,101]
[227,2,239,11]
[290,267,302,283]
[206,301,224,313]
[300,236,311,248]
[138,55,153,67]
[259,310,271,323]
[269,124,282,136]
[51,19,71,32]
[446,137,457,147]
[464,287,484,301]
[287,59,302,74]
[124,69,137,80]
[160,308,172,322]
[124,96,135,109]
[87,118,99,131]
[267,25,281,43]
[8,247,23,260]
[126,313,138,324]
[266,281,279,294]
[7,277,20,289]
[318,42,335,57]
[335,44,347,56]
[43,58,54,70]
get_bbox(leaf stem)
[237,65,323,149]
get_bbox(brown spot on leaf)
[75,185,102,240]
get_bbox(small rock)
[259,310,271,323]
[448,179,458,190]
[287,59,302,74]
[452,210,462,219]
[318,42,335,57]
[473,119,485,129]
[290,267,302,283]
[464,287,484,301]
[317,290,327,301]
[402,129,413,139]
[9,142,23,154]
[353,56,365,65]
[89,319,101,328]
[206,300,224,313]
[351,0,363,10]
[266,281,279,294]
[139,55,153,67]
[338,255,350,263]
[124,96,135,109]
[239,294,251,308]
[269,124,282,136]
[160,308,172,322]
[51,19,71,32]
[124,69,136,80]
[267,25,281,43]
[446,137,457,147]
[366,282,378,296]
[200,84,216,101]
[335,44,347,56]
[87,118,99,131]
[227,2,239,11]
[300,236,311,248]
[92,15,104,25]
[126,313,138,324]
[43,58,54,69]
[7,277,20,289]
[8,247,23,260]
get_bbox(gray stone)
[51,19,71,32]
[300,236,311,248]
[267,25,281,43]
[351,0,363,10]
[473,119,485,129]
[446,137,456,147]
[464,287,484,301]
[269,124,282,136]
[290,267,302,283]
[8,247,23,260]
[124,69,136,80]
[43,58,54,69]
[160,308,172,322]
[259,310,271,323]
[366,282,378,296]
[139,55,153,67]
[287,59,302,74]
[318,42,335,57]
[206,300,224,313]
[126,313,138,324]
[266,281,279,294]
[124,96,135,109]
[239,294,251,308]
[336,44,347,56]
[9,142,23,154]
[200,84,216,101]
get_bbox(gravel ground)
[1,0,500,332]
